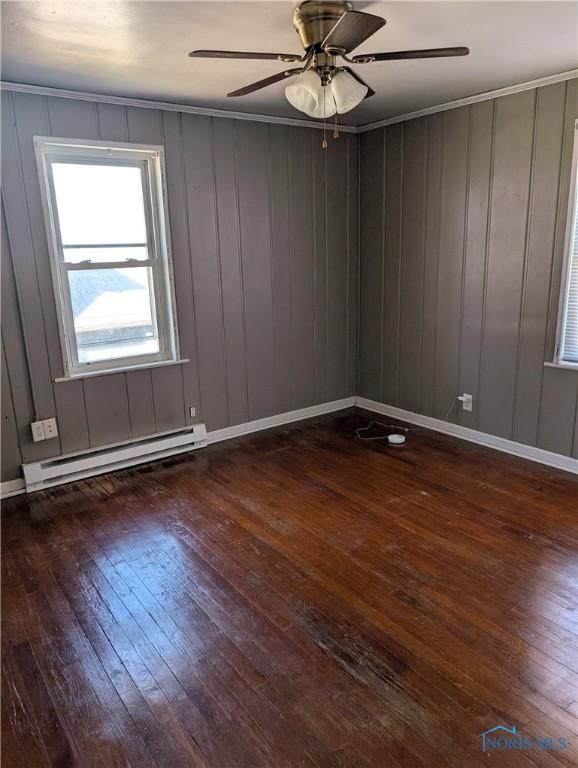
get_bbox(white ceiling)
[2,1,577,126]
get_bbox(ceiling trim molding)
[356,69,578,132]
[2,69,577,134]
[0,80,358,133]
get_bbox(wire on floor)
[355,420,414,441]
[356,398,458,442]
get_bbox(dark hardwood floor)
[2,409,577,767]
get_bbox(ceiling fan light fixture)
[285,69,336,118]
[330,70,367,113]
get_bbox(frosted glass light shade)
[331,70,367,114]
[285,70,336,118]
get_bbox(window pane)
[561,173,578,364]
[68,267,160,364]
[52,162,147,246]
[63,246,149,264]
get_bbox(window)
[35,137,179,377]
[555,121,578,367]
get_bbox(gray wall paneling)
[358,127,384,402]
[1,93,61,456]
[346,133,359,397]
[1,91,358,480]
[236,120,277,420]
[313,132,328,405]
[161,110,202,429]
[513,84,566,446]
[181,113,229,431]
[434,106,469,421]
[5,79,574,477]
[268,125,294,415]
[399,118,427,413]
[288,128,316,410]
[382,123,404,408]
[477,90,535,439]
[359,80,578,458]
[126,106,187,433]
[1,202,47,462]
[420,113,443,417]
[1,341,21,481]
[457,100,493,431]
[326,134,349,402]
[212,119,249,427]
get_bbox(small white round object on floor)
[388,433,406,445]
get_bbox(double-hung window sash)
[36,139,178,377]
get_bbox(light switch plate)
[31,421,46,442]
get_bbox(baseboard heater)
[22,423,207,493]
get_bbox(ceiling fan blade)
[227,68,303,97]
[341,67,375,98]
[189,49,303,62]
[321,10,386,54]
[352,46,470,63]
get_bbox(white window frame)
[35,136,180,378]
[553,120,578,370]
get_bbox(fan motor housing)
[292,0,353,51]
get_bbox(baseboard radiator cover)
[22,423,208,492]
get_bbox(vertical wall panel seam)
[233,120,249,414]
[535,81,569,444]
[95,102,103,137]
[355,135,362,395]
[433,116,446,417]
[418,119,429,413]
[1,192,41,423]
[379,128,386,399]
[321,134,330,403]
[456,106,473,423]
[311,131,319,402]
[396,124,404,406]
[210,117,231,426]
[287,131,296,409]
[511,88,539,441]
[345,134,351,394]
[177,112,204,418]
[159,106,187,427]
[264,124,276,411]
[266,125,281,413]
[1,330,23,465]
[12,92,58,419]
[475,97,497,431]
[430,116,443,418]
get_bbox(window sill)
[54,358,189,382]
[544,361,578,372]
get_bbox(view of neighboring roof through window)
[35,138,180,377]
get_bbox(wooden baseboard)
[355,397,578,474]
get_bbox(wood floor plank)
[2,409,577,767]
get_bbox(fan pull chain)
[322,87,328,149]
[333,92,339,140]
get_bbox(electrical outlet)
[31,421,46,442]
[458,394,473,412]
[189,406,196,418]
[43,418,59,439]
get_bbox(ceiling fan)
[189,1,469,122]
